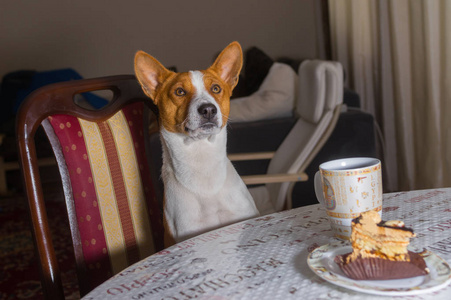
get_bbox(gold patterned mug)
[314,157,383,240]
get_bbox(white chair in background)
[229,60,344,214]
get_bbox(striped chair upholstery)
[16,76,164,299]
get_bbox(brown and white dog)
[134,42,259,245]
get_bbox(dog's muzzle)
[197,103,218,129]
[184,102,222,139]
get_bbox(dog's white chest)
[161,127,228,194]
[161,127,259,242]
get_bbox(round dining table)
[83,188,451,299]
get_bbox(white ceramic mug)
[314,157,383,240]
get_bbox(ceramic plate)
[307,241,451,296]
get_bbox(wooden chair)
[16,75,164,299]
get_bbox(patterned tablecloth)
[84,188,451,299]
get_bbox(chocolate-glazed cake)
[335,210,429,280]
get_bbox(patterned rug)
[0,192,80,299]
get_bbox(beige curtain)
[328,0,451,192]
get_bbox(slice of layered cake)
[335,210,429,280]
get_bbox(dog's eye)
[175,88,186,96]
[211,84,222,94]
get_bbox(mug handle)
[314,171,325,206]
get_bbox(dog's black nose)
[197,103,217,120]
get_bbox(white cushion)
[235,60,344,212]
[229,63,297,123]
[253,60,343,211]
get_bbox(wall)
[0,0,320,79]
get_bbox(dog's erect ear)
[134,51,173,104]
[210,42,243,90]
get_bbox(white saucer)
[307,241,451,296]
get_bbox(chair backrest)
[16,75,164,299]
[266,60,344,211]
